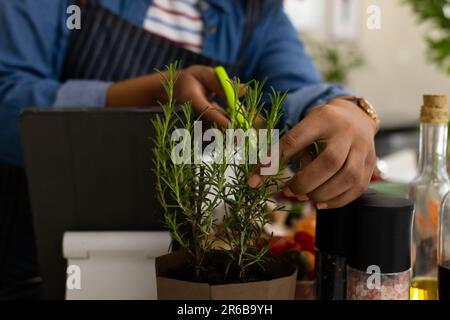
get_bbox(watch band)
[340,96,380,131]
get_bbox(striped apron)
[60,0,261,80]
[0,0,261,296]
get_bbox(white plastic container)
[63,231,171,300]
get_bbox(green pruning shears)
[214,66,250,129]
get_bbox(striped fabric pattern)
[144,0,204,53]
[60,2,225,83]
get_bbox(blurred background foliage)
[304,37,365,85]
[403,0,450,74]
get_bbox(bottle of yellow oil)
[408,95,450,300]
[410,277,438,300]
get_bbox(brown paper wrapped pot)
[155,251,297,300]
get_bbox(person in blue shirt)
[0,0,379,294]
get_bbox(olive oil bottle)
[408,95,450,300]
[410,278,438,300]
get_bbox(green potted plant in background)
[153,64,297,300]
[403,0,450,75]
[303,37,365,86]
[402,0,450,169]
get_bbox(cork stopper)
[420,94,448,124]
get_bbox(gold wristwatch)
[340,96,380,132]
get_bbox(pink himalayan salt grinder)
[346,195,414,300]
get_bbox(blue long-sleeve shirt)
[0,0,350,166]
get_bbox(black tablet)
[20,107,170,299]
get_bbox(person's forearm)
[106,72,169,108]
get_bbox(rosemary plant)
[153,63,288,283]
[220,80,288,282]
[153,63,227,280]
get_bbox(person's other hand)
[108,65,244,128]
[249,98,378,209]
[174,65,233,128]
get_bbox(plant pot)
[156,251,297,300]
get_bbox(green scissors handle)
[214,66,249,129]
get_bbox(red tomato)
[269,237,289,255]
[294,232,315,253]
[287,240,302,251]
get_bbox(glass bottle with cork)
[408,94,450,300]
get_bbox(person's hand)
[249,98,378,209]
[173,65,231,127]
[107,65,243,127]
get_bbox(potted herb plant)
[153,64,297,300]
